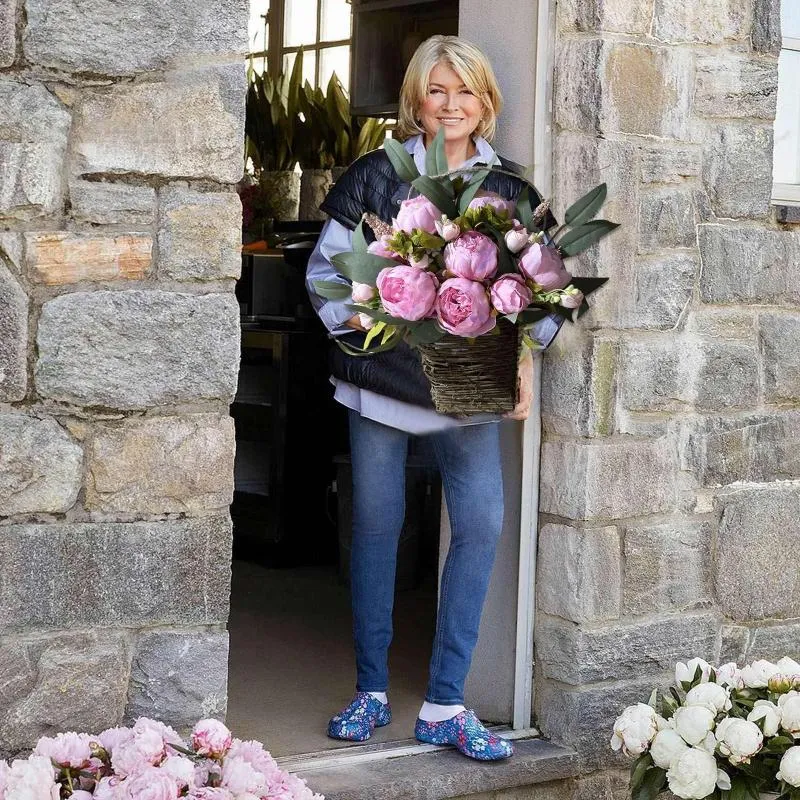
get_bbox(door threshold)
[277,727,541,773]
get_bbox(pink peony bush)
[0,719,323,800]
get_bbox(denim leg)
[348,409,409,693]
[426,422,505,704]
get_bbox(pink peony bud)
[435,278,497,337]
[518,243,572,290]
[366,236,399,260]
[435,217,461,242]
[468,191,516,218]
[409,252,431,269]
[351,282,376,303]
[559,287,584,309]
[376,265,438,321]
[443,231,498,281]
[191,719,233,759]
[504,226,530,254]
[396,195,440,235]
[357,313,376,330]
[490,274,533,315]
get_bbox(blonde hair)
[396,35,503,143]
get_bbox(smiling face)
[417,61,485,149]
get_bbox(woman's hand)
[345,314,368,332]
[503,347,533,421]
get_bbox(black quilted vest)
[318,146,556,408]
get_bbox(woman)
[305,34,559,761]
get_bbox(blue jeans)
[348,410,505,705]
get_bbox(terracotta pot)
[299,168,333,221]
[260,170,300,221]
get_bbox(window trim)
[773,33,800,202]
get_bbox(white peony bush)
[612,656,800,800]
[0,718,323,800]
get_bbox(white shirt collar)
[405,133,498,176]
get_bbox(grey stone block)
[694,54,777,120]
[719,624,750,664]
[693,339,759,411]
[0,516,232,630]
[554,39,603,134]
[24,0,247,74]
[638,186,698,251]
[0,631,128,753]
[555,0,653,33]
[72,64,246,184]
[571,770,630,800]
[681,412,800,486]
[622,520,712,615]
[639,145,702,184]
[752,0,782,54]
[35,290,240,409]
[714,485,800,620]
[126,629,228,728]
[69,180,156,226]
[158,187,242,280]
[702,124,773,219]
[0,0,14,66]
[0,79,70,220]
[746,621,800,662]
[0,413,82,515]
[541,329,616,437]
[652,0,751,43]
[0,262,27,402]
[537,524,621,623]
[535,612,720,685]
[539,438,676,520]
[699,225,800,305]
[602,42,692,140]
[85,413,235,514]
[619,254,696,330]
[760,313,800,403]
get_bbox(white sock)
[418,701,466,722]
[368,691,388,704]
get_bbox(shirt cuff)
[318,295,355,335]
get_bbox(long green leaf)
[517,308,549,325]
[569,276,609,296]
[632,767,666,800]
[558,220,620,256]
[313,280,352,300]
[458,168,491,215]
[384,138,420,182]
[346,305,419,327]
[363,320,386,349]
[730,777,748,800]
[425,126,447,178]
[630,754,653,793]
[353,218,369,253]
[564,182,607,226]
[406,320,446,346]
[332,251,395,283]
[335,336,400,357]
[515,185,534,230]
[481,225,515,276]
[411,176,458,218]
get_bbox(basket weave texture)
[418,320,519,415]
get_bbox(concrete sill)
[289,736,579,800]
[773,203,800,223]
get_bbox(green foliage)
[564,182,608,227]
[313,280,352,300]
[384,137,420,182]
[331,250,396,284]
[558,220,620,256]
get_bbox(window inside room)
[773,2,800,204]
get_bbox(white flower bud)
[748,700,782,737]
[777,746,800,787]
[504,227,530,254]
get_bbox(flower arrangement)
[313,127,616,356]
[0,717,323,800]
[611,656,800,800]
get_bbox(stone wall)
[534,0,798,783]
[0,0,247,755]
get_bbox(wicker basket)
[418,320,520,415]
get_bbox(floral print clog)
[327,692,392,742]
[414,709,514,760]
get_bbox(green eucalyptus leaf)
[425,126,448,177]
[335,336,400,357]
[564,182,607,226]
[353,218,369,253]
[406,320,447,346]
[346,305,420,327]
[569,276,609,296]
[515,184,534,230]
[332,251,396,283]
[384,138,420,183]
[558,220,620,256]
[458,168,492,215]
[517,308,550,325]
[630,753,654,792]
[411,176,458,218]
[313,280,352,300]
[363,320,386,349]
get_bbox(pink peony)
[490,274,533,315]
[220,756,266,796]
[468,191,515,218]
[443,231,498,281]
[227,739,279,780]
[99,727,134,755]
[120,766,178,800]
[192,759,221,788]
[504,225,530,254]
[263,772,325,800]
[395,195,440,235]
[376,265,438,321]
[132,719,183,749]
[186,790,233,800]
[34,732,94,769]
[5,756,59,800]
[518,243,571,290]
[70,792,94,800]
[351,282,376,303]
[112,728,165,778]
[93,777,123,800]
[191,719,232,759]
[159,755,196,790]
[435,278,496,337]
[366,236,400,260]
[0,762,9,799]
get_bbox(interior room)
[226,0,458,758]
